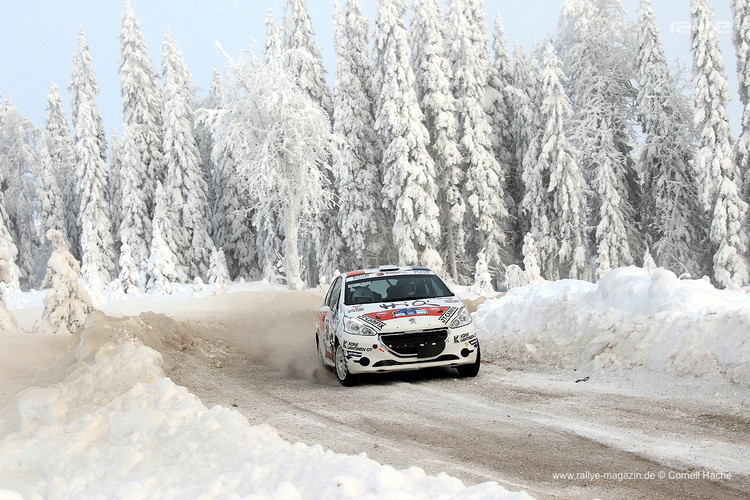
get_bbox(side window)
[327,277,342,311]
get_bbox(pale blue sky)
[0,1,739,135]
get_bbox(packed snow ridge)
[0,311,529,499]
[475,266,750,391]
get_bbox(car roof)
[343,266,435,281]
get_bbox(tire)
[457,347,481,378]
[334,343,358,386]
[316,334,327,367]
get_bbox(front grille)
[379,328,448,358]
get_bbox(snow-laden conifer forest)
[1,0,750,295]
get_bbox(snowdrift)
[0,311,530,499]
[474,267,750,388]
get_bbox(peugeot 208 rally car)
[315,265,480,386]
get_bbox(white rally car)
[315,265,480,386]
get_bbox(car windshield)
[344,274,454,305]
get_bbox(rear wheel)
[315,334,327,367]
[335,343,358,386]
[457,347,481,378]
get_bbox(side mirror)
[318,305,331,315]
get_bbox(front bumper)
[340,324,479,374]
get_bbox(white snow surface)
[0,283,528,499]
[473,266,750,392]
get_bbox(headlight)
[450,308,472,329]
[344,318,377,336]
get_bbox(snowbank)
[0,312,530,499]
[474,267,750,388]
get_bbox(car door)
[321,277,342,358]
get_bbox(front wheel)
[335,343,358,386]
[457,347,481,378]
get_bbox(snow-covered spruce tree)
[486,15,519,246]
[557,0,643,261]
[120,1,164,221]
[0,191,21,294]
[41,230,93,335]
[117,125,152,292]
[410,0,465,280]
[508,45,540,240]
[207,246,230,287]
[692,0,749,288]
[374,0,443,271]
[530,43,589,280]
[470,249,494,295]
[0,95,38,288]
[37,138,66,247]
[70,30,115,292]
[282,0,333,117]
[332,0,385,271]
[147,182,184,294]
[447,0,509,273]
[45,83,79,257]
[522,232,543,283]
[265,10,281,62]
[162,32,214,280]
[733,0,750,198]
[0,295,18,334]
[637,0,709,277]
[108,129,124,259]
[592,118,635,278]
[199,56,333,290]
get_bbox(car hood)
[344,296,466,333]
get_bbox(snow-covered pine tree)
[282,0,333,117]
[37,137,66,246]
[199,56,333,290]
[0,95,38,288]
[0,191,21,294]
[265,10,281,62]
[447,0,509,273]
[41,229,93,335]
[207,246,230,287]
[147,183,184,294]
[732,0,750,198]
[162,32,214,280]
[637,0,709,277]
[643,247,658,274]
[120,1,165,221]
[70,30,115,292]
[374,0,443,271]
[410,0,465,280]
[332,0,385,271]
[45,83,79,257]
[557,0,643,262]
[692,0,749,288]
[532,42,589,279]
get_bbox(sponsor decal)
[453,332,475,343]
[358,314,386,331]
[393,307,427,318]
[469,338,479,348]
[439,307,459,324]
[346,350,363,358]
[367,305,451,323]
[349,306,364,313]
[443,297,461,304]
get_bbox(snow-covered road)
[131,289,750,500]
